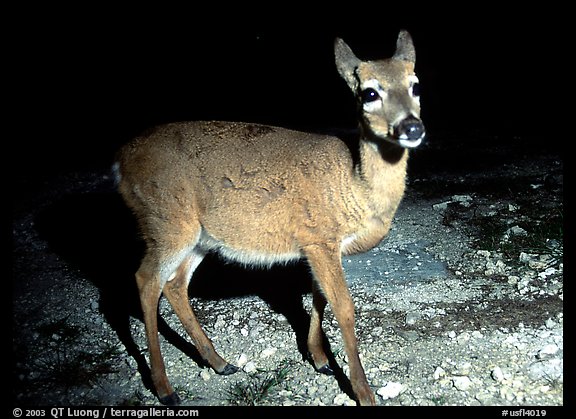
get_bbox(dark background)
[12,7,558,182]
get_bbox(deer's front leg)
[303,242,376,406]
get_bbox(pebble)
[333,393,356,406]
[236,353,248,367]
[452,376,472,391]
[260,347,277,358]
[405,311,421,325]
[453,361,472,376]
[396,329,419,341]
[433,366,446,380]
[243,361,257,373]
[377,382,404,400]
[456,331,471,345]
[199,369,211,381]
[545,318,556,329]
[491,366,505,382]
[536,344,559,359]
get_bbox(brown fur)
[115,30,424,406]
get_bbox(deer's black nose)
[397,116,425,142]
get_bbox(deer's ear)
[335,38,361,91]
[392,30,416,64]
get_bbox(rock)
[260,347,277,358]
[405,311,421,325]
[333,393,356,406]
[377,382,404,400]
[528,358,563,383]
[199,369,211,381]
[433,366,446,380]
[545,318,556,329]
[433,201,450,211]
[243,361,257,373]
[476,250,491,258]
[452,194,473,207]
[519,252,537,263]
[452,376,472,391]
[396,329,419,341]
[507,275,519,285]
[536,344,559,359]
[454,362,472,376]
[504,225,527,239]
[456,331,471,345]
[491,366,505,382]
[236,353,248,367]
[471,330,483,339]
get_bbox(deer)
[114,30,425,406]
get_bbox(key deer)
[115,30,425,406]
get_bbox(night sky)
[14,8,556,181]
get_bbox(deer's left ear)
[393,30,416,64]
[335,38,362,91]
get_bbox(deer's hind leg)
[136,249,181,405]
[136,224,237,405]
[162,247,239,376]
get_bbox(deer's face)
[356,59,424,148]
[335,31,425,148]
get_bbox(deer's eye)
[410,82,421,97]
[361,88,380,103]
[408,74,420,98]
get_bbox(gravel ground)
[12,134,563,408]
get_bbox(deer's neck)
[355,137,409,217]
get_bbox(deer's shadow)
[33,180,353,400]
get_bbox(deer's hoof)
[159,392,181,406]
[317,364,335,375]
[217,363,240,375]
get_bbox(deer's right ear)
[335,38,361,91]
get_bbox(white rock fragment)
[476,250,491,258]
[236,353,248,367]
[199,369,211,381]
[454,362,472,376]
[519,252,537,263]
[452,194,473,207]
[545,318,556,329]
[243,361,257,373]
[456,331,471,345]
[260,347,277,358]
[432,201,450,211]
[471,330,483,339]
[538,267,557,279]
[452,376,472,391]
[377,382,404,400]
[405,311,421,325]
[333,393,356,406]
[528,358,563,383]
[433,366,446,380]
[537,344,559,359]
[491,366,505,382]
[503,225,527,240]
